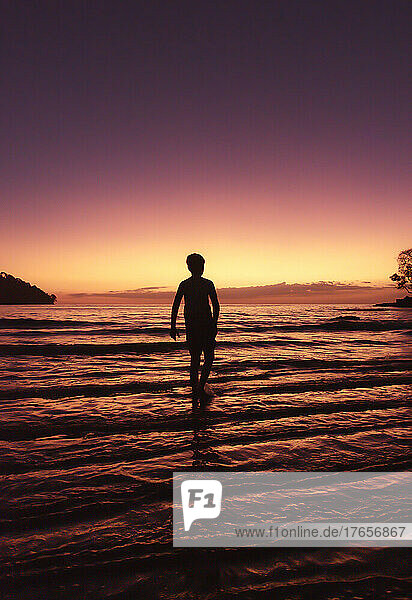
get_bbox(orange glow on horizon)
[2,172,410,299]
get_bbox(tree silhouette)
[390,248,412,295]
[0,272,56,304]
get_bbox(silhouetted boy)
[170,253,220,406]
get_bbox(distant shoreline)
[374,296,412,308]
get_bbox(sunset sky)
[1,1,410,303]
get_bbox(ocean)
[0,304,411,599]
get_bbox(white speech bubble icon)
[181,479,222,531]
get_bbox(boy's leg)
[189,348,201,395]
[199,347,214,392]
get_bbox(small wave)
[1,408,409,475]
[2,317,412,335]
[1,397,410,445]
[1,372,411,403]
[217,357,412,374]
[0,338,325,357]
[0,326,169,337]
[0,318,118,329]
[231,319,412,333]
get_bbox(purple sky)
[1,1,411,299]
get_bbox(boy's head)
[186,253,205,276]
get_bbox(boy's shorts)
[185,319,216,353]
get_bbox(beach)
[0,303,411,599]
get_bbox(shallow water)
[0,304,411,599]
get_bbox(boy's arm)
[170,283,184,339]
[209,281,220,327]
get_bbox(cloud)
[61,281,394,304]
[216,282,389,300]
[68,287,173,300]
